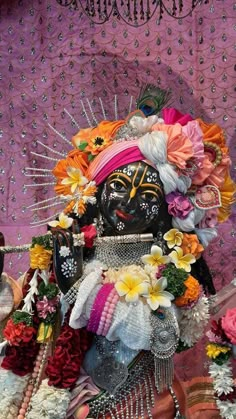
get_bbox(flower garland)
[0,237,61,419]
[103,227,209,349]
[206,308,236,419]
[26,316,92,419]
[0,222,211,418]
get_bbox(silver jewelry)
[63,273,85,304]
[94,235,153,268]
[150,308,179,392]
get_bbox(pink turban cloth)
[86,140,153,185]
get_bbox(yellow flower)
[206,343,230,359]
[48,212,74,229]
[37,323,53,343]
[169,247,196,272]
[30,244,52,270]
[143,277,174,311]
[115,272,149,303]
[141,245,170,266]
[61,166,88,194]
[163,228,183,249]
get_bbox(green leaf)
[31,234,52,250]
[163,264,187,297]
[78,141,88,151]
[12,311,33,326]
[213,351,231,365]
[38,282,59,299]
[88,154,95,162]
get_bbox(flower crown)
[48,106,235,250]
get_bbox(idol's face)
[99,162,164,234]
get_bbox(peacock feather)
[137,84,172,116]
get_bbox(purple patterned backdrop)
[0,0,235,292]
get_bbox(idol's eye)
[109,180,127,193]
[140,191,159,203]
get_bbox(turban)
[86,139,153,185]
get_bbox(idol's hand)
[52,229,83,294]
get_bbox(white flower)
[143,277,174,310]
[27,379,71,419]
[216,399,236,419]
[141,245,170,266]
[209,361,234,396]
[178,295,209,346]
[48,212,73,229]
[0,370,29,419]
[59,246,70,257]
[61,166,88,193]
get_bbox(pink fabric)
[162,108,193,126]
[87,140,145,184]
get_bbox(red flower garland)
[46,317,92,389]
[1,340,39,376]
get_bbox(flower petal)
[115,281,130,297]
[147,295,161,311]
[48,220,59,227]
[125,290,140,303]
[141,254,155,265]
[151,245,163,258]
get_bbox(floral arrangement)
[103,227,209,349]
[206,308,236,418]
[49,108,235,234]
[0,234,62,419]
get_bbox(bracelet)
[96,286,116,335]
[63,274,85,305]
[102,288,119,336]
[87,283,114,333]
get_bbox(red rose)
[3,318,36,346]
[81,225,97,248]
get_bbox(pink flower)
[199,208,218,228]
[221,308,236,344]
[156,264,166,279]
[166,191,194,220]
[36,296,59,320]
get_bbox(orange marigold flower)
[181,233,204,259]
[175,275,201,307]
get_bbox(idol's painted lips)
[115,209,134,221]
